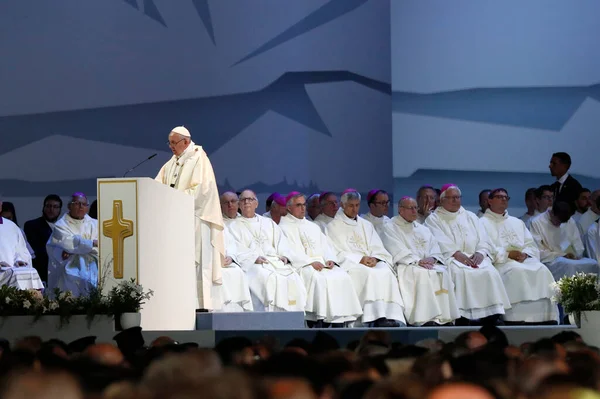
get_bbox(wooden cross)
[102,200,134,279]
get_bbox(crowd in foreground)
[1,327,600,399]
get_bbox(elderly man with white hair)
[279,191,363,327]
[425,184,511,326]
[228,189,307,312]
[220,191,240,227]
[155,126,224,311]
[325,189,406,327]
[480,188,558,324]
[306,193,321,221]
[381,196,460,326]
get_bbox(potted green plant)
[107,279,154,329]
[552,272,600,327]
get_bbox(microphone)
[122,154,158,177]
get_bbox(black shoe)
[330,323,344,328]
[455,317,471,326]
[422,321,437,326]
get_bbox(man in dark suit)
[549,152,582,215]
[24,194,63,283]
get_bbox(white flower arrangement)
[551,272,600,314]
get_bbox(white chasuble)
[156,142,224,310]
[360,213,390,238]
[47,214,98,297]
[481,210,558,323]
[325,209,406,325]
[381,216,459,325]
[314,213,334,234]
[228,215,306,311]
[219,228,253,312]
[577,208,600,238]
[279,214,362,323]
[425,207,511,319]
[585,222,600,265]
[0,217,42,289]
[529,211,599,280]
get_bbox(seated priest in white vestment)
[262,193,287,225]
[573,188,592,223]
[519,188,538,224]
[585,221,600,264]
[480,189,559,324]
[279,192,362,327]
[381,197,460,326]
[219,227,253,312]
[577,190,600,238]
[416,185,437,224]
[360,189,390,237]
[220,191,240,228]
[425,184,511,326]
[47,193,98,297]
[525,185,554,229]
[325,190,406,327]
[306,193,321,221]
[314,192,339,233]
[529,201,600,281]
[155,126,225,311]
[0,197,42,290]
[228,190,307,312]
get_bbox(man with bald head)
[305,193,321,221]
[425,184,510,326]
[220,191,240,227]
[227,189,306,312]
[47,192,98,297]
[155,126,224,311]
[314,192,339,233]
[381,197,460,326]
[361,189,390,237]
[427,382,496,399]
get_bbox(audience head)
[576,188,592,214]
[0,201,18,226]
[535,185,554,213]
[168,126,192,157]
[524,187,537,213]
[340,190,361,219]
[84,343,125,367]
[416,185,436,214]
[478,189,491,213]
[550,201,572,226]
[306,194,321,220]
[454,331,488,351]
[68,192,89,220]
[286,192,306,220]
[427,382,496,399]
[398,197,418,223]
[439,184,462,213]
[367,190,389,218]
[0,370,83,399]
[550,152,572,178]
[319,192,339,218]
[487,188,510,215]
[239,190,259,218]
[220,191,240,219]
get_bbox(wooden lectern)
[97,178,196,330]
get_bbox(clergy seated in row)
[47,193,98,297]
[279,192,362,328]
[519,188,537,224]
[425,184,511,326]
[314,192,339,233]
[228,190,307,312]
[262,193,287,225]
[529,201,599,281]
[480,188,559,324]
[476,189,491,218]
[416,185,437,225]
[306,193,321,221]
[361,189,390,237]
[573,188,592,223]
[577,189,600,239]
[0,196,43,290]
[525,185,554,229]
[325,189,406,327]
[220,191,240,227]
[220,227,253,312]
[381,197,460,326]
[24,194,63,283]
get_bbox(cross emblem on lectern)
[102,200,134,279]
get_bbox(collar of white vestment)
[392,215,415,229]
[336,208,358,225]
[434,206,464,220]
[483,208,509,221]
[174,141,198,164]
[239,214,260,223]
[65,213,88,225]
[282,214,304,224]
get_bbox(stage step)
[195,311,305,331]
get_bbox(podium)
[97,178,196,330]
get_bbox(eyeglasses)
[292,203,307,208]
[373,201,390,206]
[70,201,89,208]
[491,195,510,201]
[239,198,256,203]
[445,196,462,201]
[221,200,239,205]
[167,138,186,147]
[400,206,418,211]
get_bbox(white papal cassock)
[279,214,362,324]
[314,214,334,233]
[585,222,600,264]
[228,215,307,311]
[47,214,98,297]
[529,211,600,280]
[480,210,558,323]
[380,216,459,325]
[220,228,253,312]
[360,213,389,238]
[325,209,406,325]
[425,207,511,320]
[0,217,42,289]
